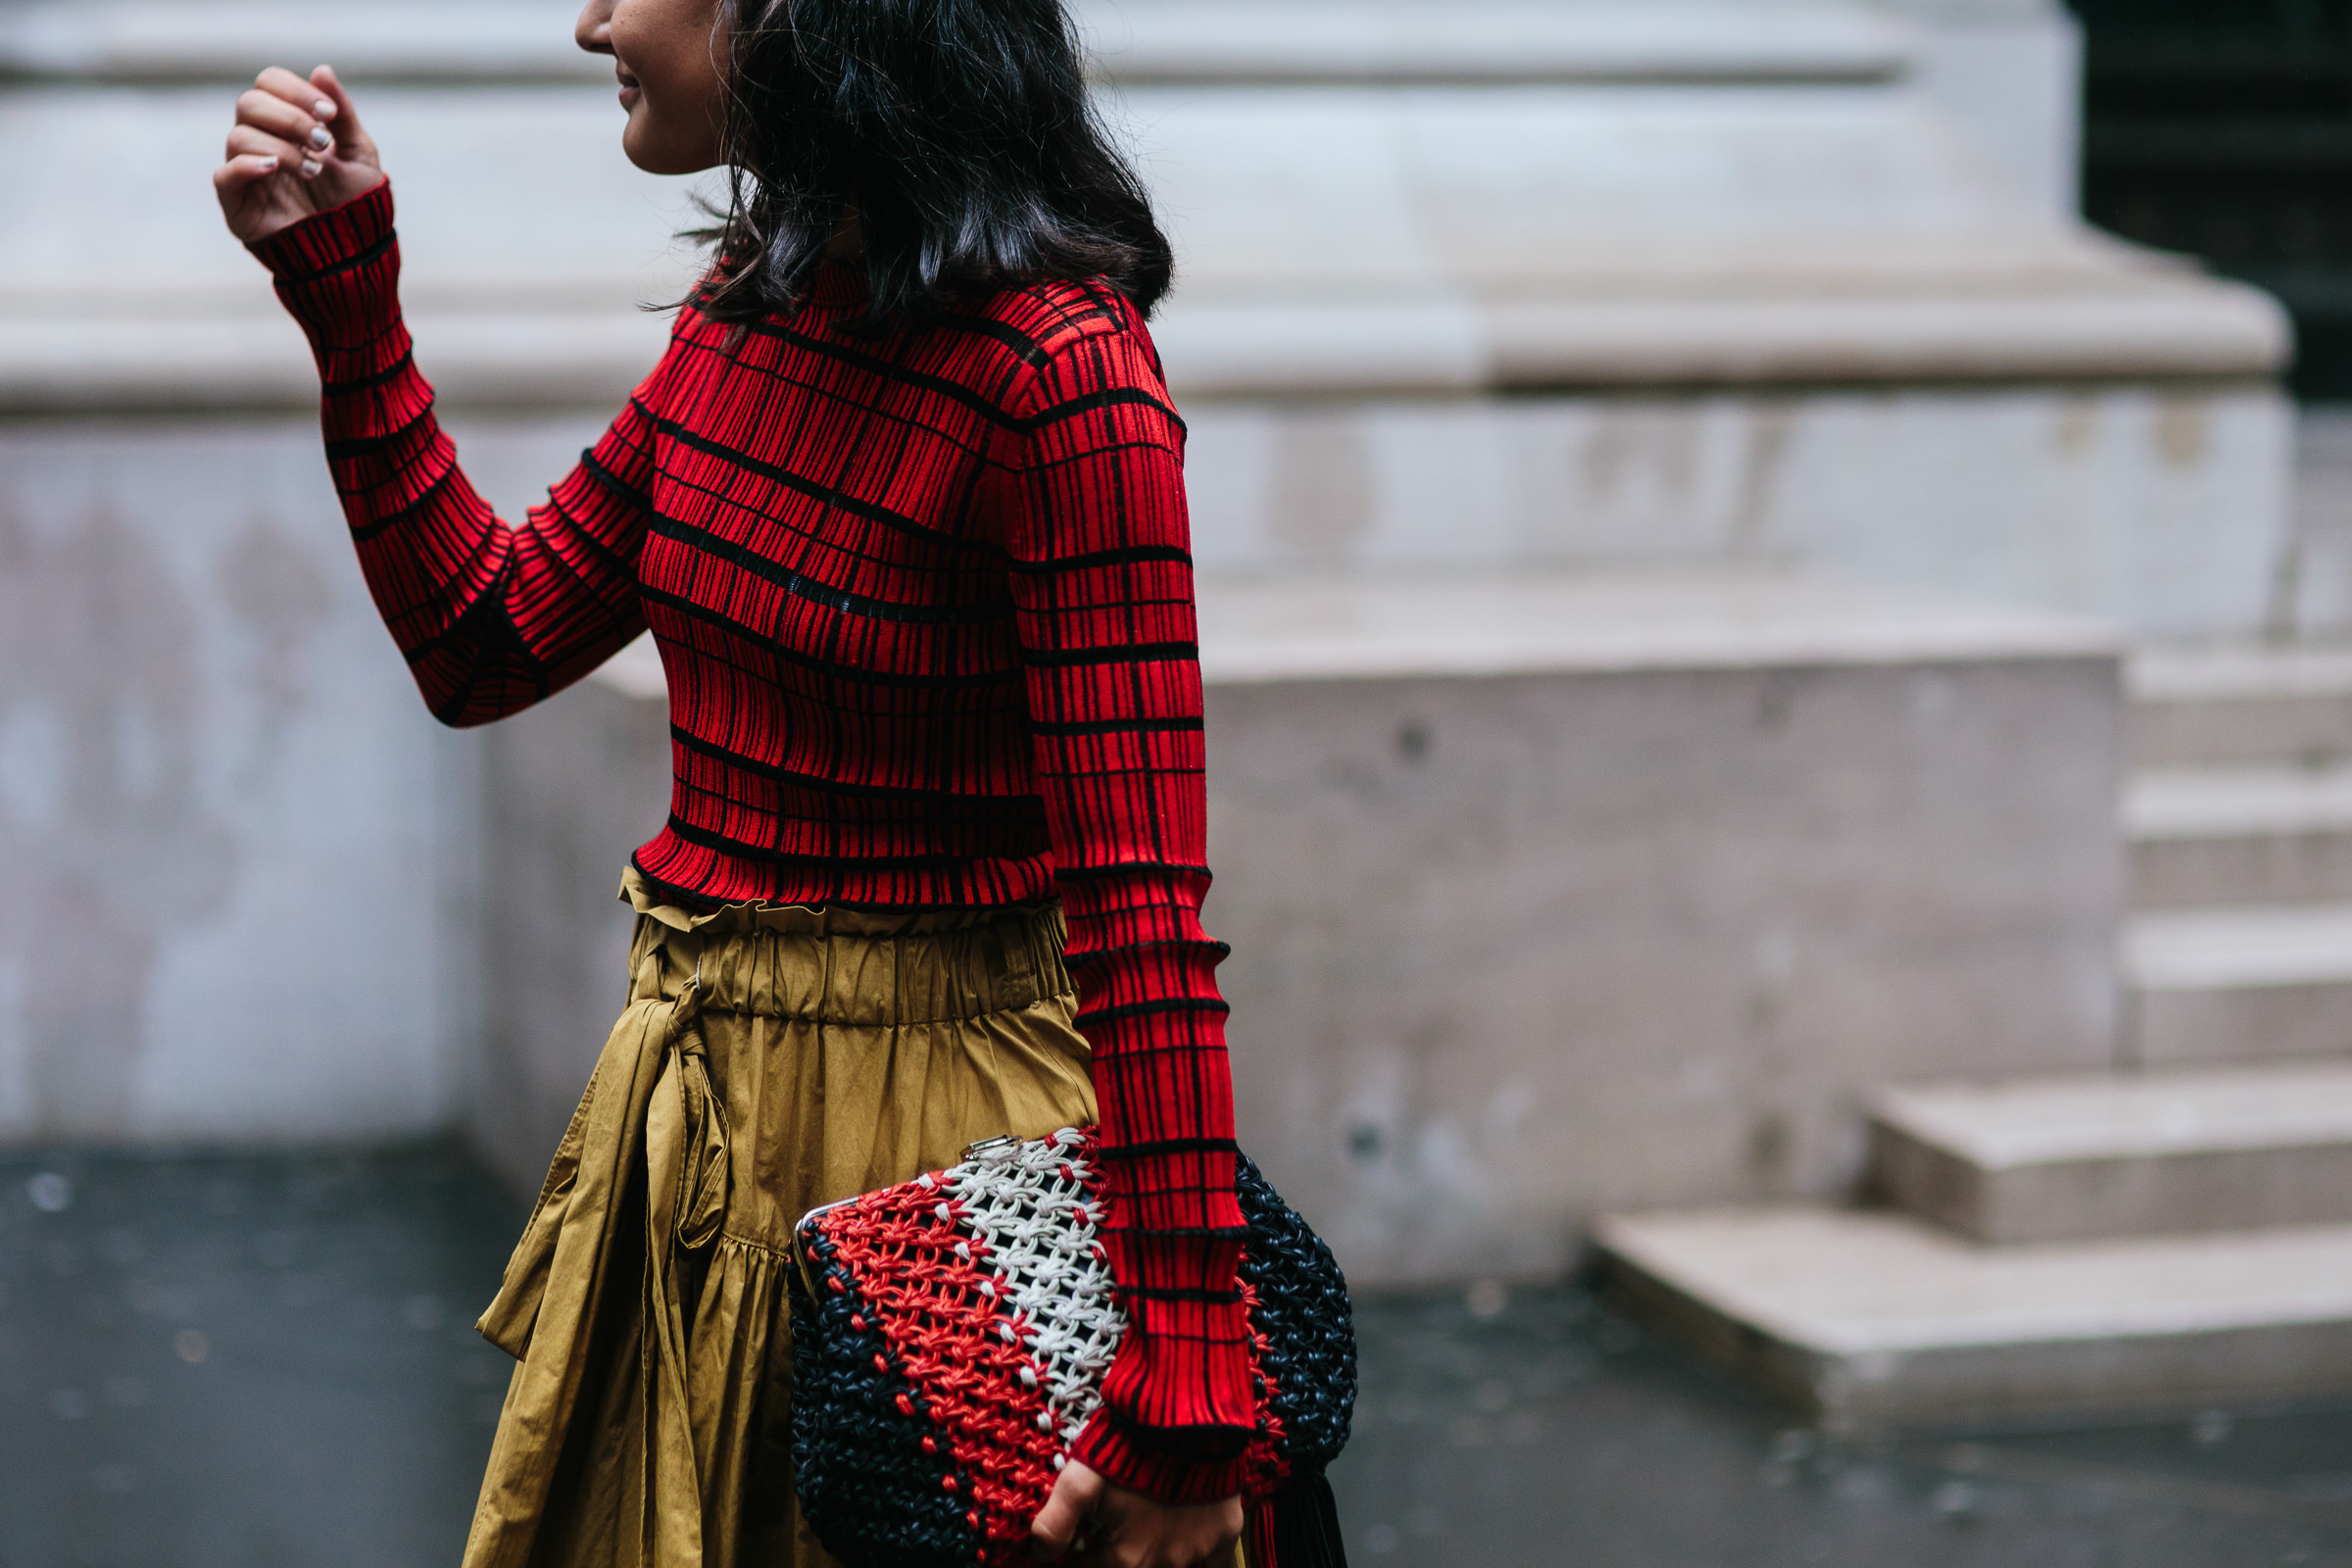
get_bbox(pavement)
[5,1145,2352,1567]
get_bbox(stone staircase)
[1595,644,2352,1428]
[2130,647,2352,1064]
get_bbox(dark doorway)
[2074,0,2352,397]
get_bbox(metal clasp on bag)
[789,1196,857,1301]
[789,1136,1022,1299]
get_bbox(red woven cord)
[254,185,1255,1490]
[817,1190,1062,1561]
[1236,1273,1294,1496]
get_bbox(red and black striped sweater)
[254,181,1251,1500]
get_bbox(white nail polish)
[308,125,331,151]
[257,155,278,172]
[300,157,321,177]
[315,99,335,117]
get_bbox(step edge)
[1596,1211,2352,1357]
[1875,1120,2352,1169]
[1873,1075,2352,1167]
[2127,906,2352,989]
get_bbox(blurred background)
[11,0,2352,1562]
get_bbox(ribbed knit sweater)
[252,181,1252,1501]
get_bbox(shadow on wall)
[0,423,471,1149]
[0,406,668,1152]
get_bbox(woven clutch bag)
[786,1127,1355,1568]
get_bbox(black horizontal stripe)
[323,407,435,461]
[580,443,653,514]
[1027,284,1126,340]
[663,812,987,870]
[539,493,636,579]
[1095,1137,1241,1159]
[652,416,998,559]
[734,320,1181,435]
[1022,640,1197,669]
[671,723,992,803]
[625,852,1065,917]
[349,463,461,543]
[1022,385,1185,435]
[934,311,1051,368]
[638,587,1022,690]
[738,318,1027,432]
[1063,937,1231,969]
[1112,1285,1244,1303]
[320,345,416,396]
[645,510,1013,628]
[1108,1225,1253,1241]
[275,226,397,286]
[1008,545,1192,578]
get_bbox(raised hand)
[213,65,385,245]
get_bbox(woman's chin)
[619,120,722,177]
[620,130,682,176]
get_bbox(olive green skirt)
[462,872,1098,1568]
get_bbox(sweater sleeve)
[249,180,662,726]
[993,301,1256,1503]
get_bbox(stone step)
[2132,645,2352,769]
[1871,1063,2352,1245]
[2128,765,2352,908]
[1593,1205,2352,1429]
[2128,904,2352,1065]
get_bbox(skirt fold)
[463,890,1096,1568]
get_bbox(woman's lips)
[617,68,640,109]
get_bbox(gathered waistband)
[620,866,1071,1027]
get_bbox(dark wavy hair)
[696,0,1174,328]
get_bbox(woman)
[212,2,1252,1565]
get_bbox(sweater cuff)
[247,176,395,283]
[1069,1405,1252,1505]
[248,179,402,368]
[1066,1273,1257,1503]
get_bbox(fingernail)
[315,98,335,118]
[300,157,322,177]
[308,125,331,151]
[256,155,278,172]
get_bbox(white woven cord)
[944,1128,1128,1448]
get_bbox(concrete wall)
[471,679,668,1198]
[0,410,605,1148]
[1210,653,2122,1284]
[1183,387,2293,640]
[1883,0,2083,218]
[2286,409,2352,639]
[0,417,452,1142]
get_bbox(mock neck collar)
[805,260,868,313]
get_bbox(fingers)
[251,65,335,125]
[238,65,374,172]
[213,148,281,188]
[308,65,372,155]
[1031,1461,1107,1562]
[1073,1492,1242,1568]
[235,87,333,178]
[221,122,300,175]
